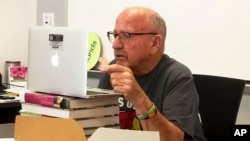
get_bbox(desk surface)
[0,138,15,141]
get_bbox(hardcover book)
[76,115,119,128]
[19,92,119,109]
[21,103,119,119]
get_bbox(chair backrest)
[193,74,245,141]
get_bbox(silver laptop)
[27,26,119,98]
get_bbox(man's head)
[107,6,167,75]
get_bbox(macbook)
[27,26,119,98]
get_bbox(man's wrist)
[136,103,157,120]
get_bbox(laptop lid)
[27,26,89,98]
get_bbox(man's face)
[112,13,154,68]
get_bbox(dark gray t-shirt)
[98,54,207,141]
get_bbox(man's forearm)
[139,111,184,141]
[128,85,185,141]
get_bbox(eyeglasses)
[107,31,157,43]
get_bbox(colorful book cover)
[19,92,70,109]
[9,66,28,91]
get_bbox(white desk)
[0,139,15,141]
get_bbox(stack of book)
[19,91,120,137]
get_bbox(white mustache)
[114,50,126,56]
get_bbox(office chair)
[193,74,245,141]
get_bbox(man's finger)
[98,56,109,66]
[101,64,128,73]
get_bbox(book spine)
[19,92,69,109]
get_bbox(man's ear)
[150,35,161,54]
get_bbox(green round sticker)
[88,32,101,70]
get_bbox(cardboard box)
[7,115,160,141]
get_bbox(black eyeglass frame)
[107,31,157,43]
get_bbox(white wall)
[37,0,68,27]
[0,0,36,83]
[68,0,250,80]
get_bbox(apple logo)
[51,52,59,67]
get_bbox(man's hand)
[98,56,109,66]
[101,64,145,107]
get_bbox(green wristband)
[136,104,157,120]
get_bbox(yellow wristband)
[136,104,157,120]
